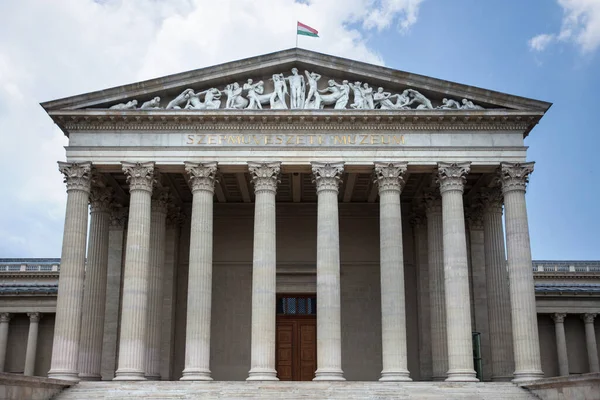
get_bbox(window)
[277,296,316,315]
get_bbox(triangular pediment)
[41,48,551,114]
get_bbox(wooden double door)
[275,316,317,381]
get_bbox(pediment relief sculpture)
[100,69,489,112]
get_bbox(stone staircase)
[53,381,539,400]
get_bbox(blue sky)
[0,0,598,259]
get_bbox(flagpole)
[295,21,298,48]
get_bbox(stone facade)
[2,49,597,385]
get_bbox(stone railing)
[0,259,60,273]
[533,261,600,273]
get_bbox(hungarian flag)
[297,22,319,38]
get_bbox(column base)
[432,376,447,381]
[379,370,412,381]
[144,374,161,381]
[247,368,279,381]
[78,373,102,381]
[512,370,544,383]
[180,368,212,381]
[445,369,479,382]
[113,369,146,381]
[48,370,80,382]
[491,375,513,382]
[313,368,345,381]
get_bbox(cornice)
[49,109,542,136]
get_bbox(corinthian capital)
[552,313,567,324]
[184,161,217,193]
[374,162,407,193]
[166,205,183,228]
[466,201,484,230]
[58,161,92,193]
[89,183,113,214]
[0,313,11,323]
[423,188,442,215]
[436,162,470,194]
[498,162,534,194]
[311,162,344,193]
[109,205,128,229]
[27,312,41,322]
[248,162,281,193]
[480,187,503,214]
[152,187,171,214]
[582,313,597,324]
[122,162,155,192]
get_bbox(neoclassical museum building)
[1,49,599,387]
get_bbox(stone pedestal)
[78,182,112,381]
[24,313,41,376]
[145,188,169,380]
[312,162,345,381]
[101,206,127,380]
[437,162,478,382]
[181,162,217,381]
[48,162,92,381]
[114,162,155,381]
[582,314,600,373]
[481,188,514,381]
[499,162,543,382]
[247,162,281,381]
[425,190,447,381]
[0,313,10,372]
[552,313,569,377]
[375,162,411,381]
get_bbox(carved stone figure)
[109,100,138,110]
[244,79,263,110]
[349,81,364,109]
[461,99,484,110]
[318,79,350,109]
[374,87,408,110]
[140,97,161,109]
[438,98,461,110]
[270,74,288,109]
[361,83,375,109]
[285,68,305,109]
[405,89,433,109]
[335,80,351,109]
[304,71,321,109]
[185,89,222,110]
[224,82,247,109]
[167,89,194,109]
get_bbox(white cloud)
[528,33,556,52]
[529,0,600,53]
[0,0,425,257]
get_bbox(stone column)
[247,162,281,381]
[0,313,10,372]
[78,181,112,380]
[582,314,600,373]
[437,162,478,382]
[375,162,411,381]
[499,162,543,382]
[24,312,41,376]
[160,206,182,380]
[145,187,169,380]
[466,203,492,381]
[101,206,127,380]
[424,190,448,381]
[49,162,92,381]
[552,313,569,376]
[181,162,217,381]
[481,188,514,381]
[114,162,155,381]
[412,210,432,381]
[312,162,345,381]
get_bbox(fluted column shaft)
[552,313,569,376]
[0,313,10,372]
[145,189,169,380]
[425,193,447,381]
[101,207,127,380]
[115,162,155,380]
[413,214,432,381]
[582,314,600,373]
[247,162,280,381]
[181,162,217,381]
[499,162,543,382]
[78,184,112,380]
[375,163,411,381]
[437,162,477,382]
[312,162,345,381]
[49,162,92,381]
[482,189,514,381]
[24,313,41,376]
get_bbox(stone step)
[53,381,538,400]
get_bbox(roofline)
[40,48,552,113]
